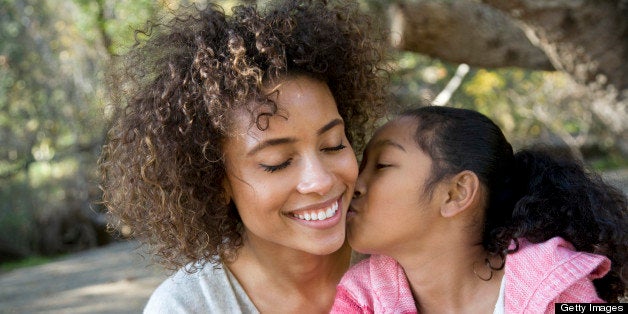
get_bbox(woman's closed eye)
[375,163,392,170]
[260,142,346,173]
[260,158,293,173]
[322,143,346,152]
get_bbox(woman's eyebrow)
[247,118,343,156]
[247,137,296,156]
[317,118,344,136]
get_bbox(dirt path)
[0,241,167,314]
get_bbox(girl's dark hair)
[401,105,627,302]
[99,0,387,272]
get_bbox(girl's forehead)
[374,117,417,140]
[365,117,418,152]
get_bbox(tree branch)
[432,63,470,106]
[389,0,553,70]
[481,0,628,92]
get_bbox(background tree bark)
[388,0,627,155]
[481,0,628,92]
[389,0,554,70]
[390,0,627,95]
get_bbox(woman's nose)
[296,156,334,196]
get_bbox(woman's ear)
[222,178,233,205]
[440,170,481,218]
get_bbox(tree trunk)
[481,0,628,93]
[390,0,627,94]
[389,0,554,70]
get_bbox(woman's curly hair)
[99,0,388,271]
[402,106,627,302]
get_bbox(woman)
[332,106,627,313]
[98,0,387,312]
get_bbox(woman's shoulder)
[144,261,258,313]
[163,261,229,285]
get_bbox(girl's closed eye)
[374,153,395,170]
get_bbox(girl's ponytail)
[509,149,627,301]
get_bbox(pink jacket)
[331,237,610,313]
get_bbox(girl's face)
[222,75,358,256]
[347,117,447,256]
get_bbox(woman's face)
[347,117,446,256]
[222,75,358,255]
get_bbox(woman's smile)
[287,196,343,229]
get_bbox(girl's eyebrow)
[371,139,407,152]
[247,118,344,156]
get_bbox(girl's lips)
[346,205,357,220]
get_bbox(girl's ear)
[440,170,481,218]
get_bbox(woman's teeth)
[292,201,338,221]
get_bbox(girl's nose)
[353,189,363,199]
[353,175,366,199]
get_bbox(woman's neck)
[227,236,351,313]
[394,243,504,314]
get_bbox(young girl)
[99,0,387,312]
[332,106,627,313]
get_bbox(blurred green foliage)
[0,254,57,273]
[389,51,627,166]
[0,0,161,261]
[0,0,625,262]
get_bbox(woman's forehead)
[224,75,341,142]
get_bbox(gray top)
[144,262,259,314]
